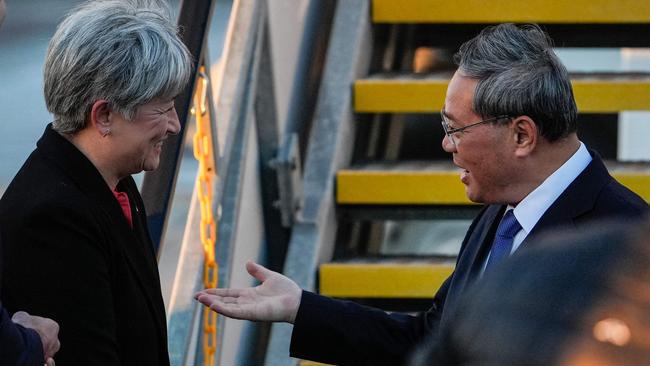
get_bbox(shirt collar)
[512,141,592,235]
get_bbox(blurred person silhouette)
[195,23,647,365]
[0,2,61,365]
[409,218,650,366]
[0,0,192,365]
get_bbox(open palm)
[195,261,302,324]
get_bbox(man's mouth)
[461,169,469,184]
[455,163,469,184]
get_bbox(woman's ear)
[90,100,112,137]
[512,116,538,158]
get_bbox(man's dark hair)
[454,23,578,142]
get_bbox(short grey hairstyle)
[45,0,192,134]
[454,23,577,142]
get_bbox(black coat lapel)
[36,125,166,333]
[115,179,166,326]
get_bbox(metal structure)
[159,0,388,364]
[266,0,373,364]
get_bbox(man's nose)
[442,134,456,153]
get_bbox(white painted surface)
[555,48,650,162]
[267,0,310,136]
[219,114,266,366]
[619,49,650,162]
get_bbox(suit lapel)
[440,205,504,318]
[452,205,505,291]
[522,150,612,249]
[466,205,505,280]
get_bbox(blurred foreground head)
[557,220,650,366]
[411,217,650,366]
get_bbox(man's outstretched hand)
[194,261,302,324]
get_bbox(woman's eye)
[156,106,174,115]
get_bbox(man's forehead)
[444,71,478,119]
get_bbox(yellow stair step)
[373,0,650,24]
[354,75,650,113]
[338,167,472,205]
[337,164,650,204]
[320,261,454,298]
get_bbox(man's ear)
[89,100,112,137]
[512,116,537,157]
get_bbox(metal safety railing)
[161,0,339,364]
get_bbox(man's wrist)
[287,289,303,324]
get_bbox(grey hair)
[45,0,192,133]
[454,23,577,142]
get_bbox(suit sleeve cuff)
[0,307,44,366]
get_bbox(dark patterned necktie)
[485,210,521,272]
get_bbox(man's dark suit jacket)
[0,125,170,365]
[289,151,647,365]
[0,236,44,366]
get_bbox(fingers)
[195,293,251,320]
[193,261,273,300]
[52,337,61,355]
[45,358,55,366]
[11,311,29,322]
[194,288,255,320]
[246,260,273,282]
[194,287,245,300]
[196,292,241,306]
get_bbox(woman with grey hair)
[0,1,192,365]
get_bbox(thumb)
[246,260,272,282]
[11,311,29,322]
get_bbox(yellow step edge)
[612,174,650,201]
[373,0,650,24]
[337,170,472,205]
[337,170,650,204]
[354,79,650,113]
[320,262,454,298]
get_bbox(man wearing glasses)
[195,23,647,365]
